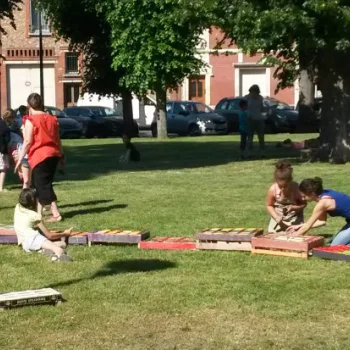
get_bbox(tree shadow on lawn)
[63,204,128,219]
[45,259,177,290]
[62,139,302,182]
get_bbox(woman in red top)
[15,93,64,222]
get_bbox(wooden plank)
[139,237,196,251]
[88,230,150,244]
[196,240,252,251]
[313,245,350,262]
[252,248,308,259]
[196,228,263,242]
[0,288,62,310]
[0,235,17,244]
[252,234,324,252]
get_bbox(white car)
[77,93,156,128]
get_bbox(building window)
[30,0,51,34]
[65,53,79,75]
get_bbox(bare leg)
[41,240,64,256]
[22,166,31,189]
[53,241,67,249]
[37,202,43,216]
[51,201,61,218]
[0,171,6,191]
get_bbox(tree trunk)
[298,69,315,129]
[297,50,316,131]
[318,72,350,163]
[156,88,168,139]
[122,90,134,138]
[138,96,146,127]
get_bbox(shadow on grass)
[61,139,303,182]
[63,204,128,219]
[59,199,114,209]
[46,259,176,289]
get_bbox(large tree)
[103,0,213,138]
[36,0,135,137]
[217,0,350,163]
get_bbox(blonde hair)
[2,108,15,124]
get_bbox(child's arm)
[37,221,70,240]
[266,186,282,223]
[287,186,307,213]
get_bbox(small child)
[276,137,320,150]
[2,109,32,188]
[266,160,306,232]
[14,189,72,262]
[238,99,249,159]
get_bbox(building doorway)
[64,83,81,107]
[189,76,205,103]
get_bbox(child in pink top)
[266,160,306,232]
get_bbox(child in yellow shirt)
[14,189,72,262]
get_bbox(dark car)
[14,106,83,139]
[215,97,298,133]
[45,106,83,139]
[151,101,227,137]
[63,106,139,138]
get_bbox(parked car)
[45,106,83,139]
[215,97,298,133]
[151,101,227,137]
[14,106,83,139]
[63,106,139,138]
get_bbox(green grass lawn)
[1,134,350,349]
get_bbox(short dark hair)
[299,177,324,196]
[19,189,37,211]
[18,105,28,114]
[239,99,248,109]
[27,93,43,111]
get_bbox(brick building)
[169,28,297,108]
[0,0,82,112]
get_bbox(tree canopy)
[103,0,213,138]
[217,0,350,163]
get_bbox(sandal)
[51,254,72,262]
[46,215,63,223]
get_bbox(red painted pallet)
[252,234,325,259]
[139,237,196,250]
[313,245,350,262]
[51,230,89,245]
[196,228,264,251]
[0,226,17,244]
[88,229,150,245]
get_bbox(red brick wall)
[0,0,81,111]
[210,53,238,105]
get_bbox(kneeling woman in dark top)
[287,177,350,246]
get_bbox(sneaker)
[51,254,72,262]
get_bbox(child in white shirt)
[14,189,72,262]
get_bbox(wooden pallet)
[51,230,89,245]
[252,234,324,259]
[313,245,350,262]
[139,237,196,251]
[195,228,263,251]
[88,229,150,245]
[0,226,17,244]
[0,288,62,310]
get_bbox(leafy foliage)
[37,0,126,95]
[103,0,211,95]
[0,0,22,49]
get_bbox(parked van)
[77,93,156,128]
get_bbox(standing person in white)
[244,85,265,158]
